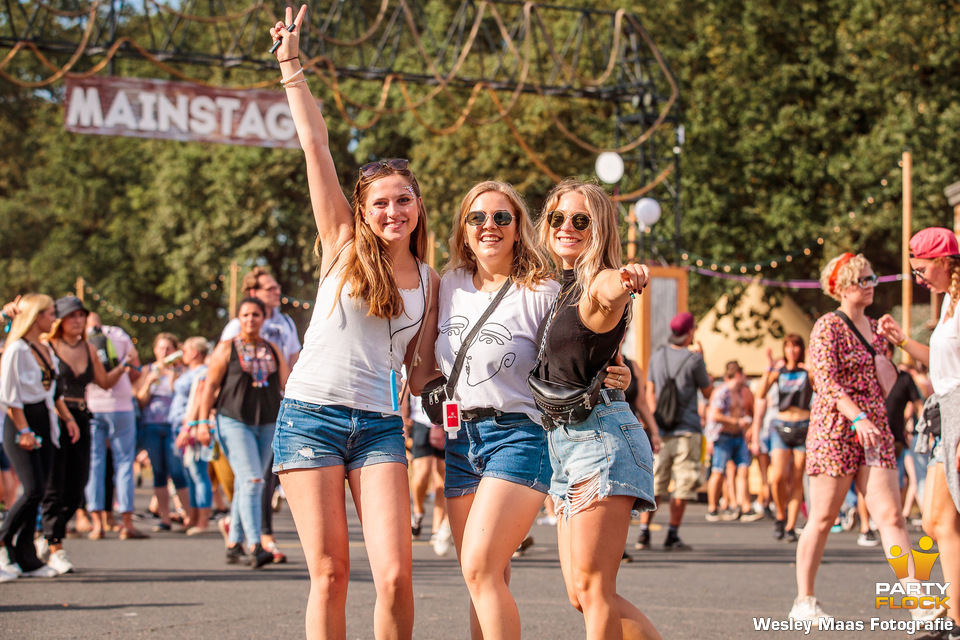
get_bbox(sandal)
[119,528,150,540]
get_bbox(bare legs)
[922,463,960,626]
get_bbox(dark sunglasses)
[359,158,410,177]
[466,210,514,227]
[547,210,591,231]
[857,274,879,288]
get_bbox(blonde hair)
[445,181,551,290]
[819,252,870,301]
[183,336,209,358]
[6,294,54,345]
[317,164,428,320]
[153,332,180,350]
[944,257,960,319]
[538,179,623,307]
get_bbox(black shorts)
[411,421,443,460]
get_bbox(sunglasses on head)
[359,158,410,178]
[547,210,591,231]
[466,210,514,227]
[857,274,879,288]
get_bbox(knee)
[460,552,498,593]
[309,557,350,603]
[374,563,412,602]
[872,503,905,529]
[571,570,611,609]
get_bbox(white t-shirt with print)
[435,268,559,423]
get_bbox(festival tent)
[692,280,815,378]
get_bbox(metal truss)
[1,0,684,254]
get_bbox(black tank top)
[215,339,282,425]
[534,270,628,388]
[777,367,813,411]
[50,343,95,399]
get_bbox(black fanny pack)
[773,420,809,449]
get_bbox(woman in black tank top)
[534,180,660,640]
[198,298,289,569]
[43,296,132,573]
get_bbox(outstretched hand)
[619,264,651,298]
[877,314,906,346]
[270,5,307,61]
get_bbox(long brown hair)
[445,181,551,290]
[538,179,623,307]
[317,162,428,319]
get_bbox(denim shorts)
[711,432,750,471]
[272,398,407,473]
[444,412,550,498]
[546,400,655,518]
[769,419,808,452]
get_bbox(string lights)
[81,276,224,324]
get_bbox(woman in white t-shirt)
[268,10,439,638]
[433,181,630,638]
[879,227,960,633]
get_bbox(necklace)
[60,337,84,349]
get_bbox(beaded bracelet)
[850,411,868,430]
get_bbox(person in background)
[220,265,301,563]
[40,296,131,573]
[637,312,713,551]
[169,336,212,536]
[135,333,189,532]
[401,388,450,556]
[0,294,79,579]
[84,312,145,540]
[200,297,289,568]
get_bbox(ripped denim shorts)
[546,399,656,519]
[272,398,407,473]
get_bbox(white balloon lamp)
[595,152,625,184]
[635,198,661,229]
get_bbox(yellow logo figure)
[888,536,939,581]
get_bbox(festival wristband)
[897,337,909,347]
[850,412,868,429]
[18,427,32,436]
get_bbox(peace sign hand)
[270,5,307,60]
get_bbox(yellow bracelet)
[898,337,908,347]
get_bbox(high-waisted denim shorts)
[444,412,551,498]
[272,398,407,473]
[546,399,655,519]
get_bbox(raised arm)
[271,5,354,258]
[88,342,128,390]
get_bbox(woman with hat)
[879,227,960,636]
[0,294,79,579]
[40,296,133,572]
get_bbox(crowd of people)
[1,5,958,640]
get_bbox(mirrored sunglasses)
[857,274,879,288]
[466,210,514,227]
[359,158,410,177]
[547,210,591,231]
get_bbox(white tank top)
[284,261,429,415]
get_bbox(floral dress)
[806,312,896,476]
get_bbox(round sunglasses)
[466,210,514,227]
[857,274,878,288]
[547,210,591,231]
[359,158,410,177]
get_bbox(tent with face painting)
[692,280,815,378]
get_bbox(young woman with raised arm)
[269,6,439,638]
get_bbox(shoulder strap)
[665,347,693,380]
[834,310,876,356]
[445,278,513,399]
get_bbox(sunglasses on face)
[466,210,514,227]
[359,158,411,178]
[857,274,879,288]
[547,210,591,231]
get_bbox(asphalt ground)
[0,485,946,640]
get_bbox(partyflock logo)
[875,536,949,611]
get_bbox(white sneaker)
[21,564,58,578]
[431,522,453,557]
[910,604,947,622]
[0,567,17,582]
[47,549,75,575]
[0,547,21,577]
[34,537,50,563]
[789,596,833,628]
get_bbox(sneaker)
[830,523,843,533]
[47,549,75,575]
[705,510,721,522]
[910,603,948,622]
[634,529,650,550]
[431,522,453,557]
[0,567,16,582]
[21,564,59,578]
[225,544,245,565]
[249,543,273,569]
[34,537,50,563]
[621,550,633,563]
[512,535,534,558]
[0,547,21,577]
[789,595,833,628]
[264,540,287,564]
[784,529,799,543]
[663,535,693,551]
[153,522,172,532]
[739,507,765,523]
[773,520,786,540]
[720,508,742,522]
[411,513,424,539]
[857,530,880,547]
[840,507,858,532]
[763,504,776,520]
[271,490,284,514]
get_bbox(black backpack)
[653,348,693,432]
